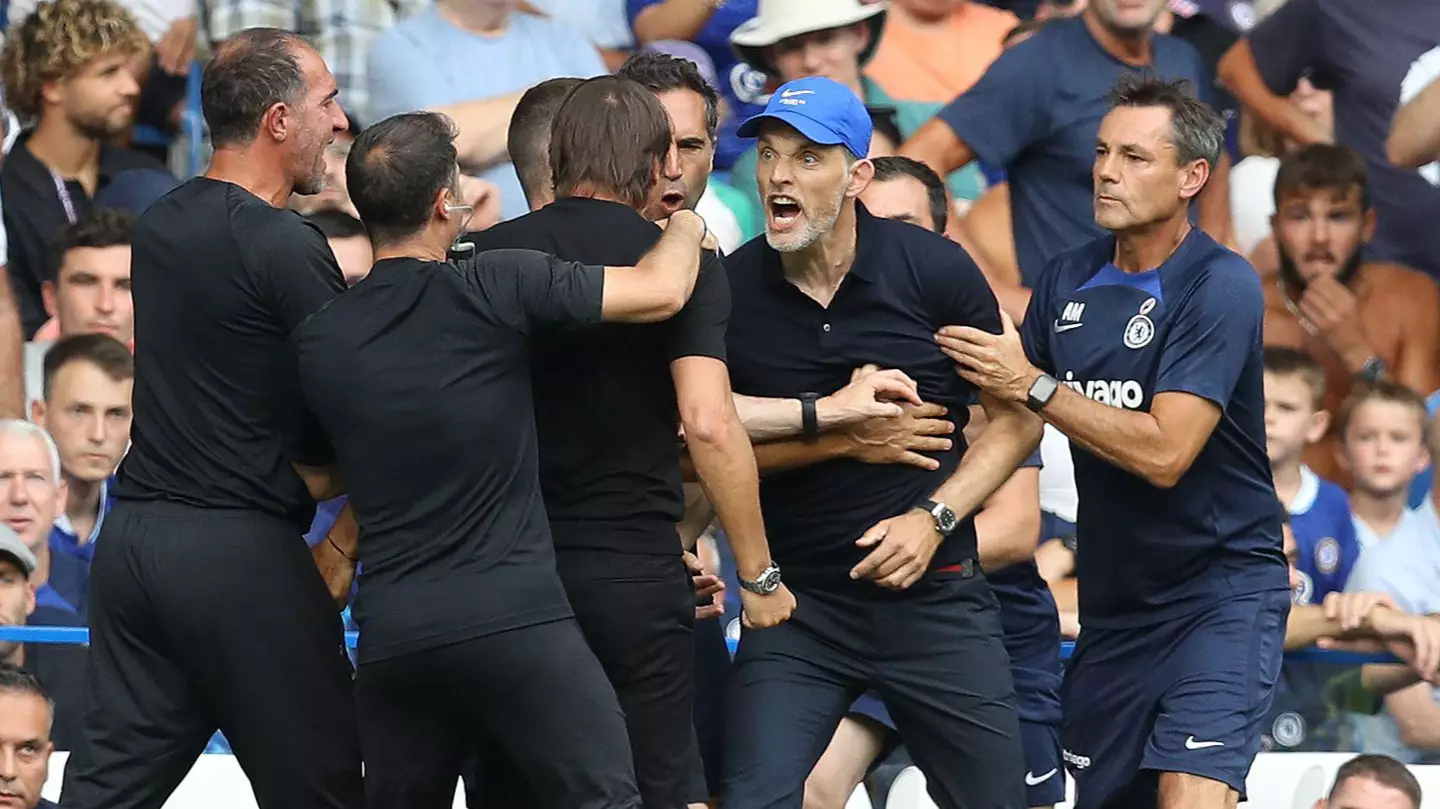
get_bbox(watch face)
[759,567,782,591]
[937,509,959,533]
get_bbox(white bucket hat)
[730,0,889,77]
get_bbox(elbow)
[1215,42,1244,92]
[1385,133,1418,169]
[1140,450,1193,490]
[680,400,734,448]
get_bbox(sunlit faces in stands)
[1337,383,1430,501]
[765,23,872,93]
[1086,0,1166,35]
[0,423,65,554]
[40,48,142,140]
[42,209,133,346]
[756,122,873,252]
[859,155,949,233]
[0,666,54,809]
[31,334,133,488]
[1312,754,1422,809]
[1272,152,1373,289]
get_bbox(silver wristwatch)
[919,499,959,536]
[738,562,783,595]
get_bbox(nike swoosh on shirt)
[1025,769,1058,786]
[1053,321,1084,332]
[1185,736,1225,750]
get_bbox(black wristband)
[800,392,820,437]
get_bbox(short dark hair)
[1274,143,1370,212]
[202,28,309,148]
[1329,754,1421,808]
[1106,74,1225,169]
[49,207,132,282]
[871,155,949,233]
[616,51,720,140]
[1262,346,1325,410]
[1338,379,1429,439]
[508,77,583,207]
[550,76,672,211]
[348,112,460,246]
[42,332,133,401]
[0,662,51,709]
[305,208,367,241]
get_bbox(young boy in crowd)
[1337,382,1432,550]
[1265,347,1361,602]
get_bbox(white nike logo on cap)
[1025,769,1058,786]
[1185,736,1225,750]
[780,89,814,98]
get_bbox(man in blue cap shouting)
[716,75,1041,809]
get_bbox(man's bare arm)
[600,211,706,322]
[0,265,22,418]
[310,503,358,608]
[963,404,1042,570]
[928,392,1043,523]
[1217,40,1329,146]
[432,90,526,170]
[1388,76,1440,168]
[899,118,978,179]
[1394,273,1440,397]
[631,0,719,45]
[1034,388,1220,489]
[732,369,922,442]
[1197,151,1233,247]
[1385,684,1440,749]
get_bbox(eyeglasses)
[445,201,475,253]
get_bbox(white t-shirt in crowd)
[1229,154,1280,258]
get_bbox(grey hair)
[0,419,61,486]
[1107,73,1225,169]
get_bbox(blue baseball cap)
[736,76,872,159]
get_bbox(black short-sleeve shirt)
[116,178,345,530]
[724,205,1001,595]
[294,250,605,663]
[465,197,729,553]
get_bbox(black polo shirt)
[116,178,344,531]
[725,205,1001,595]
[294,250,606,664]
[1,132,168,336]
[465,197,729,554]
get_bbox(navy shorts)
[1060,589,1289,809]
[1020,720,1064,806]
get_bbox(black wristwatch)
[739,562,783,595]
[918,499,959,536]
[1358,356,1386,384]
[1026,373,1060,412]
[799,392,821,436]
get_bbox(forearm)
[1388,78,1440,168]
[434,90,526,170]
[1362,664,1422,697]
[930,401,1041,525]
[1197,154,1232,246]
[310,503,358,609]
[1387,686,1440,749]
[1037,386,1185,488]
[752,433,854,474]
[1218,42,1328,146]
[0,270,23,418]
[732,393,858,442]
[675,483,715,551]
[974,492,1040,571]
[1284,603,1393,650]
[291,462,345,502]
[631,0,717,44]
[685,410,772,579]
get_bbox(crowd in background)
[0,0,1437,805]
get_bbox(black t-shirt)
[294,250,605,664]
[116,178,345,530]
[465,198,729,554]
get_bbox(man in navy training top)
[938,74,1290,809]
[719,75,1043,809]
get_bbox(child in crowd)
[1265,347,1360,602]
[1337,382,1432,550]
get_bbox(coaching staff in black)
[297,109,714,809]
[60,28,363,809]
[467,74,795,809]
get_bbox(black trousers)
[60,501,363,809]
[358,618,642,809]
[721,574,1025,809]
[555,548,702,809]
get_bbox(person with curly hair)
[0,0,170,339]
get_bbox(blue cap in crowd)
[736,76,872,159]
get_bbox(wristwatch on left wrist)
[918,499,959,536]
[739,562,783,595]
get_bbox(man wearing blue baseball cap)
[716,75,1040,809]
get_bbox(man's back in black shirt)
[118,177,345,530]
[466,198,729,552]
[294,250,606,664]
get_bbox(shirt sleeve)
[1244,0,1324,96]
[1152,258,1264,408]
[1019,260,1056,375]
[259,218,347,333]
[366,29,443,122]
[462,249,605,336]
[934,36,1053,169]
[666,252,729,362]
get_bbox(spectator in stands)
[30,334,130,565]
[1261,146,1440,485]
[1314,754,1423,809]
[864,0,1018,106]
[1229,75,1332,260]
[729,0,989,214]
[1264,347,1358,602]
[859,154,949,233]
[0,0,167,339]
[0,664,61,809]
[1338,384,1431,551]
[366,0,607,222]
[0,422,81,618]
[901,0,1226,322]
[506,77,584,212]
[1342,405,1440,764]
[305,209,371,285]
[1218,0,1440,279]
[205,0,427,124]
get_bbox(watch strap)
[800,392,820,436]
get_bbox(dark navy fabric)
[936,16,1209,287]
[1019,230,1288,628]
[1020,719,1065,806]
[724,204,1002,594]
[1288,470,1360,603]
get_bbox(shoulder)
[971,2,1019,30]
[1040,234,1113,291]
[726,234,772,272]
[465,213,536,252]
[514,11,594,45]
[1175,237,1262,296]
[1360,262,1440,304]
[371,9,438,52]
[877,215,980,278]
[104,145,169,174]
[1153,29,1205,70]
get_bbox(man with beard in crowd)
[1261,144,1440,485]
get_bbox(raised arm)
[600,210,709,322]
[630,0,720,45]
[1388,75,1440,169]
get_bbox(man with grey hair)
[0,420,81,616]
[937,74,1289,809]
